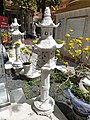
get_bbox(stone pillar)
[27,14,30,35]
[32,17,37,37]
[33,67,55,115]
[15,47,20,61]
[40,67,50,101]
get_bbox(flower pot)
[68,88,90,115]
[23,63,32,76]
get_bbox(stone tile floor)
[3,68,72,120]
[2,38,77,119]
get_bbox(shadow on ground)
[55,101,73,120]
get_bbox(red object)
[0,16,8,29]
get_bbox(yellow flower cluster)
[20,46,32,55]
[1,33,8,37]
[86,38,90,41]
[32,38,39,44]
[63,62,69,66]
[26,45,30,49]
[1,32,12,38]
[75,39,82,47]
[20,47,24,52]
[84,46,90,51]
[62,40,66,45]
[79,36,83,40]
[65,34,70,38]
[75,50,82,57]
[24,48,29,54]
[56,28,90,66]
[24,48,32,55]
[68,50,74,57]
[20,45,32,63]
[69,29,73,32]
[14,42,21,47]
[69,43,74,49]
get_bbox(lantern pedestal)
[12,60,22,68]
[33,67,55,115]
[20,69,41,79]
[33,96,55,115]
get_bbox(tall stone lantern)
[11,18,24,67]
[33,7,63,115]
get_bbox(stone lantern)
[11,18,24,43]
[33,7,63,115]
[11,18,24,67]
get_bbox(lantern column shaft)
[40,68,50,101]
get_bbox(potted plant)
[19,45,32,75]
[56,29,90,116]
[67,65,90,115]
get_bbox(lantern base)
[13,60,23,68]
[33,96,55,115]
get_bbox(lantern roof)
[36,7,59,28]
[12,29,24,35]
[35,35,63,49]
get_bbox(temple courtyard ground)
[1,38,75,120]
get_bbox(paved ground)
[2,66,72,120]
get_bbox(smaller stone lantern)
[11,18,24,44]
[11,18,24,67]
[33,7,63,115]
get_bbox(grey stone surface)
[0,83,10,107]
[0,46,72,120]
[10,88,26,103]
[0,47,7,83]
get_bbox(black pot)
[23,62,31,65]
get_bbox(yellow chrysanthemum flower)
[75,39,82,46]
[26,45,30,49]
[63,62,69,66]
[69,29,73,32]
[84,46,90,51]
[75,50,82,56]
[20,47,25,52]
[69,43,74,49]
[32,38,39,44]
[14,42,21,47]
[85,38,90,41]
[55,53,61,58]
[70,40,73,43]
[68,50,74,57]
[24,48,29,54]
[28,60,32,63]
[62,40,66,45]
[79,36,83,40]
[8,33,12,38]
[65,34,70,38]
[56,49,60,53]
